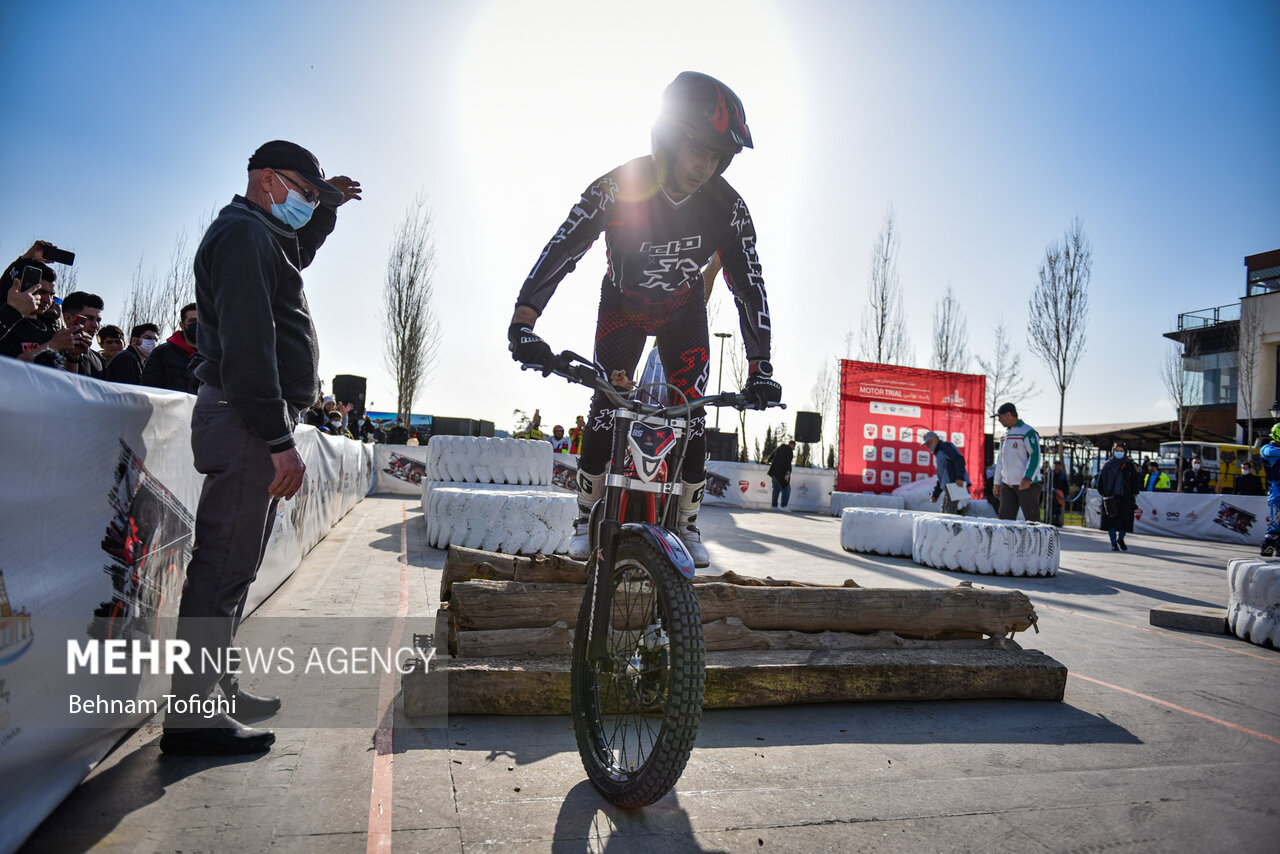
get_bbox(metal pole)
[714,332,732,430]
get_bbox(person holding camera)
[59,291,107,378]
[0,254,83,366]
[162,140,361,757]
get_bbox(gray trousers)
[170,385,280,715]
[997,481,1042,522]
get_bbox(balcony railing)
[1177,302,1240,331]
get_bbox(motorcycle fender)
[621,523,696,579]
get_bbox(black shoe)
[1111,543,1119,551]
[161,715,274,755]
[229,689,282,721]
[1119,540,1128,551]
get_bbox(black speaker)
[332,374,367,420]
[795,411,822,444]
[705,428,738,462]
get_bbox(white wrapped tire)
[840,508,923,557]
[424,436,552,485]
[961,500,998,519]
[912,516,1059,577]
[424,484,575,554]
[1227,560,1280,648]
[830,492,906,516]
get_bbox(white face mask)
[137,338,156,356]
[1192,463,1201,471]
[1241,468,1251,476]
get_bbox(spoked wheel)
[571,535,705,807]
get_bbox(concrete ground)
[18,494,1280,853]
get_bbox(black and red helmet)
[652,72,752,177]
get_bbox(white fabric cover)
[424,436,552,486]
[1227,559,1280,647]
[912,516,1059,577]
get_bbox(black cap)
[996,402,1018,417]
[247,140,343,205]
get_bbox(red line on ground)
[1039,603,1280,664]
[1072,672,1280,746]
[367,504,410,854]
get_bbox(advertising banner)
[837,360,986,497]
[374,444,429,494]
[704,462,836,512]
[0,360,373,854]
[1084,489,1269,546]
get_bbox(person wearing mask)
[1098,441,1141,551]
[104,323,160,385]
[1233,460,1265,496]
[142,303,199,392]
[922,431,968,515]
[1143,460,1172,492]
[993,402,1042,521]
[59,291,107,379]
[387,420,410,444]
[1181,457,1213,494]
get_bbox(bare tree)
[1236,303,1263,451]
[808,358,840,469]
[1027,218,1091,458]
[859,208,911,365]
[976,318,1037,435]
[119,226,200,335]
[929,284,970,373]
[1159,340,1202,483]
[121,256,164,335]
[382,198,441,424]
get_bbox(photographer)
[142,302,200,392]
[59,291,107,379]
[0,256,79,366]
[104,323,160,385]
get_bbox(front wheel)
[571,534,705,807]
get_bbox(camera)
[20,265,44,292]
[42,245,75,266]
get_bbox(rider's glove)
[508,323,553,371]
[743,360,782,409]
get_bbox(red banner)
[836,360,986,496]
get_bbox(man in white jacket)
[993,402,1042,522]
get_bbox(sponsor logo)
[942,390,966,407]
[739,480,749,494]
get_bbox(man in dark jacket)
[1181,457,1213,493]
[767,439,794,510]
[1099,442,1142,551]
[104,323,159,385]
[922,431,970,515]
[59,291,107,379]
[142,302,199,392]
[164,140,360,757]
[1232,461,1265,496]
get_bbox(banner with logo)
[704,461,836,512]
[836,360,986,497]
[1084,489,1269,546]
[374,444,429,494]
[0,360,374,854]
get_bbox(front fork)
[586,518,621,664]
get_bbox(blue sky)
[2,0,1277,447]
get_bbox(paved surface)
[18,495,1280,853]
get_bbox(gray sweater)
[192,196,336,452]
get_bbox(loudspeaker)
[332,374,367,420]
[705,428,738,462]
[795,411,822,444]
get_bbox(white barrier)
[912,516,1059,577]
[704,461,836,512]
[830,492,906,515]
[0,359,374,853]
[840,508,923,557]
[1227,559,1280,647]
[1084,489,1268,546]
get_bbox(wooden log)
[702,619,1022,652]
[447,580,1036,639]
[455,622,574,658]
[441,546,587,600]
[691,571,861,588]
[415,647,1067,716]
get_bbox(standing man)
[142,302,199,392]
[993,402,1042,522]
[162,140,360,756]
[568,414,586,455]
[1233,460,1264,496]
[96,324,125,364]
[59,291,107,379]
[104,323,160,385]
[1181,457,1213,493]
[922,431,969,515]
[550,424,572,453]
[1144,460,1172,491]
[1259,426,1280,557]
[767,439,795,511]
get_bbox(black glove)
[508,323,553,370]
[743,362,782,409]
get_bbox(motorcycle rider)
[1260,424,1280,556]
[507,72,781,566]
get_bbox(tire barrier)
[423,484,576,555]
[912,516,1059,577]
[839,508,923,557]
[424,436,552,485]
[829,491,906,516]
[1226,559,1280,648]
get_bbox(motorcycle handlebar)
[520,350,785,417]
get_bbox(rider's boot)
[568,469,605,561]
[677,479,710,568]
[1262,531,1280,558]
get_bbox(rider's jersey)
[515,156,772,361]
